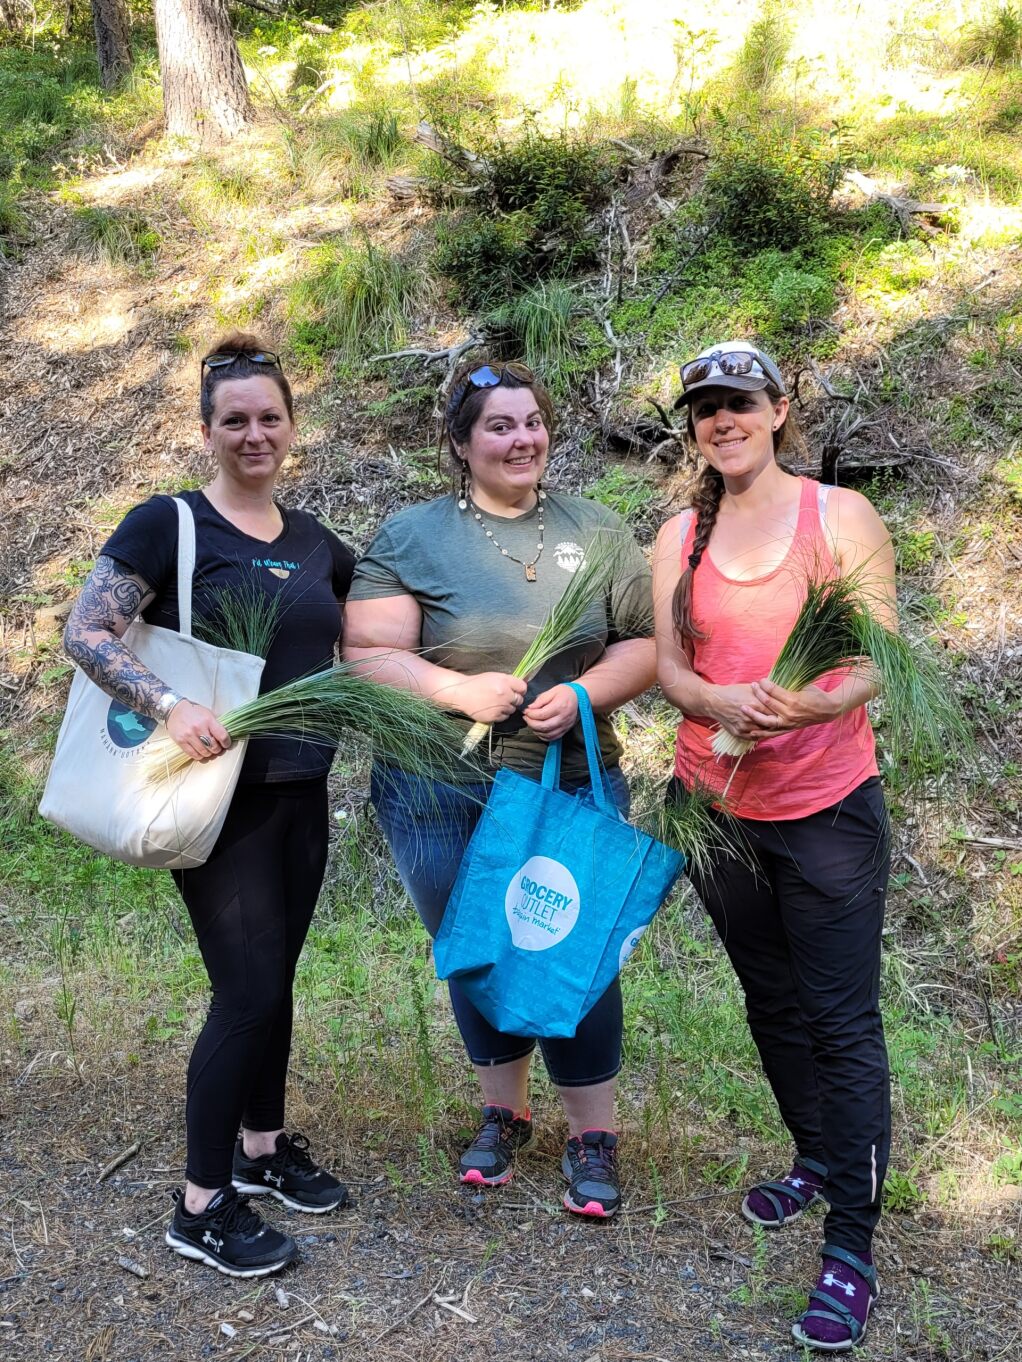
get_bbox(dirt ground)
[1,1029,1020,1362]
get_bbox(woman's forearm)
[575,639,657,713]
[657,650,716,718]
[342,645,474,713]
[63,555,169,721]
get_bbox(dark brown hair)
[672,380,798,644]
[444,359,555,469]
[199,331,295,427]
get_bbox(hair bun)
[204,330,272,359]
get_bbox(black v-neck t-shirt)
[102,489,355,783]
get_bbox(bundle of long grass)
[654,778,747,882]
[461,531,633,756]
[142,661,474,786]
[710,573,971,783]
[193,582,282,658]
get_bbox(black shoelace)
[205,1192,265,1237]
[576,1141,616,1177]
[273,1131,317,1174]
[473,1113,515,1149]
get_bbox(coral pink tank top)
[674,477,878,820]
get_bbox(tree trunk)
[153,0,252,145]
[91,0,132,90]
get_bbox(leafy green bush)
[731,9,791,96]
[702,119,848,251]
[434,212,534,307]
[288,235,422,365]
[434,126,618,304]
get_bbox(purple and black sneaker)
[741,1155,827,1228]
[792,1243,879,1352]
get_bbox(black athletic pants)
[673,775,892,1253]
[172,777,329,1190]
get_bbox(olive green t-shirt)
[349,492,653,783]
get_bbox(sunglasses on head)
[447,361,536,421]
[680,349,771,388]
[201,350,283,376]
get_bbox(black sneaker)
[561,1129,621,1218]
[459,1105,535,1186]
[165,1185,297,1277]
[232,1131,349,1213]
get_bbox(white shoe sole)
[231,1179,346,1214]
[165,1229,293,1277]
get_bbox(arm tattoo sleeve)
[63,555,172,722]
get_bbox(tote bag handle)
[170,497,196,638]
[540,682,614,816]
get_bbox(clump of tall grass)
[461,532,634,756]
[710,572,973,787]
[143,661,474,786]
[488,281,579,388]
[70,205,161,266]
[288,233,422,364]
[961,4,1022,66]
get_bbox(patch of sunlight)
[958,198,1022,248]
[81,165,168,207]
[26,288,139,354]
[867,71,968,121]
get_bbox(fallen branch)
[97,1141,141,1183]
[373,1277,444,1344]
[369,336,481,366]
[844,170,952,235]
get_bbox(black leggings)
[172,777,328,1189]
[673,775,892,1254]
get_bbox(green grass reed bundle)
[143,662,473,785]
[461,531,631,756]
[193,582,282,658]
[710,573,971,783]
[654,779,746,883]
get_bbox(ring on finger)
[199,734,213,750]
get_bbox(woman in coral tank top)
[653,341,896,1354]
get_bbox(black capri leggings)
[172,777,329,1190]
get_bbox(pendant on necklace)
[525,563,537,583]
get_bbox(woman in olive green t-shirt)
[344,361,655,1220]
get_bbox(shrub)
[731,10,791,97]
[701,119,848,251]
[288,235,421,365]
[434,212,534,308]
[434,127,618,304]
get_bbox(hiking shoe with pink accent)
[562,1129,620,1218]
[458,1105,535,1186]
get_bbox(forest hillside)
[1,2,1021,1359]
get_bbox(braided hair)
[671,379,795,644]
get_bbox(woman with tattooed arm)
[63,334,355,1278]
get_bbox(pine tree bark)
[91,0,132,90]
[153,0,252,145]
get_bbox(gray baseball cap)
[675,340,786,406]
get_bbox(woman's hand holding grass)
[166,700,231,761]
[739,678,841,738]
[448,672,527,724]
[523,683,580,741]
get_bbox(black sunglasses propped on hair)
[200,350,283,377]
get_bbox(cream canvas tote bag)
[39,498,265,869]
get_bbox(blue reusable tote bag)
[433,684,685,1038]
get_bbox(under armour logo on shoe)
[823,1272,856,1298]
[789,1177,805,1189]
[201,1231,223,1252]
[264,1171,283,1187]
